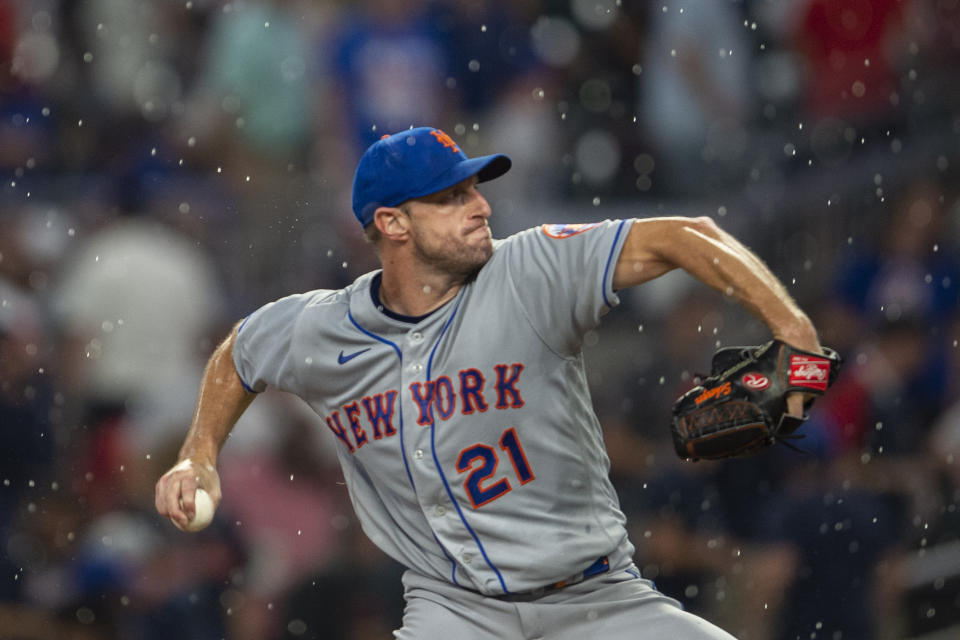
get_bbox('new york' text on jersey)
[233,219,633,595]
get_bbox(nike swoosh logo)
[338,348,371,365]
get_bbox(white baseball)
[174,488,215,532]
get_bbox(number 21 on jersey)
[456,427,535,508]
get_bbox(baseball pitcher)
[156,127,834,639]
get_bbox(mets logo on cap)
[429,129,460,153]
[541,222,601,239]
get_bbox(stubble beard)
[412,227,493,280]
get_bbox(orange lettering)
[430,129,460,153]
[694,381,732,405]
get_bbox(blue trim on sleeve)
[601,219,629,308]
[424,292,511,595]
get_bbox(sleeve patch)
[540,222,601,239]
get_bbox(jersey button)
[410,331,423,342]
[462,553,473,564]
[414,449,424,459]
[410,363,423,373]
[434,505,446,517]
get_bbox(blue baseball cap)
[351,127,512,227]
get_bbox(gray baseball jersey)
[233,219,634,596]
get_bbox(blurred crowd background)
[0,0,959,638]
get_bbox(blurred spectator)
[794,0,909,126]
[561,2,648,198]
[0,279,54,600]
[328,0,454,154]
[637,0,754,195]
[431,0,540,117]
[50,151,226,456]
[280,516,406,640]
[791,0,912,169]
[211,390,346,640]
[788,314,944,637]
[820,177,959,408]
[186,0,322,168]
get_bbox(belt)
[500,555,610,601]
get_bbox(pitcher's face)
[404,176,493,277]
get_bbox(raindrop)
[633,153,655,175]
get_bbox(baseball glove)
[670,340,841,461]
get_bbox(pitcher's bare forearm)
[156,325,254,527]
[178,326,255,468]
[614,217,819,350]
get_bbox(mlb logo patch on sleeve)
[540,222,601,239]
